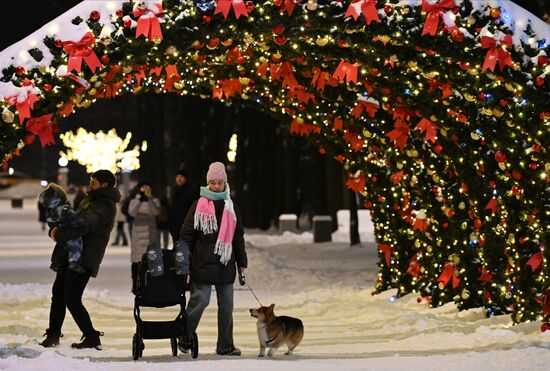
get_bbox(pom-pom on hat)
[206,162,227,182]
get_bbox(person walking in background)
[128,181,161,293]
[156,195,171,249]
[168,169,198,244]
[40,170,120,350]
[38,200,47,231]
[178,162,247,356]
[121,184,139,237]
[112,201,128,246]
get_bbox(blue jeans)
[186,282,235,351]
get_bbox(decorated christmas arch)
[0,0,548,325]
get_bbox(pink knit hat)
[206,162,227,182]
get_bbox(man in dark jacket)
[168,169,199,244]
[39,169,120,350]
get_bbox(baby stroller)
[132,246,198,360]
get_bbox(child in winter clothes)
[39,183,85,273]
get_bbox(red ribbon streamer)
[133,3,163,41]
[25,113,55,147]
[481,34,513,72]
[378,244,393,267]
[526,251,543,272]
[421,0,455,36]
[345,0,380,25]
[214,0,249,19]
[437,263,461,289]
[63,32,102,73]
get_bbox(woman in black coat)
[179,162,247,356]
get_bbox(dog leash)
[239,272,263,306]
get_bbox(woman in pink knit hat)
[178,162,247,356]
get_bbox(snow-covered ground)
[1,199,550,370]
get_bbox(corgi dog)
[249,304,304,357]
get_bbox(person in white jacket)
[128,181,161,293]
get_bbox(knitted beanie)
[206,162,227,182]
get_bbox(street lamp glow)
[59,128,146,174]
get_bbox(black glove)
[238,271,246,286]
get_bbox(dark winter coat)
[169,183,199,240]
[54,187,121,277]
[180,199,247,285]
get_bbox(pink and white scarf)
[194,185,237,265]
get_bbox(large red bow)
[481,34,513,71]
[421,0,455,36]
[281,0,300,16]
[25,113,55,147]
[133,2,163,41]
[214,0,248,19]
[5,79,39,123]
[63,32,102,73]
[345,0,380,25]
[415,117,439,143]
[437,262,461,289]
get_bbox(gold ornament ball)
[173,81,184,90]
[470,131,480,140]
[165,45,177,55]
[315,37,328,46]
[458,202,466,210]
[490,7,501,19]
[88,88,97,96]
[153,37,162,45]
[2,109,15,123]
[306,0,318,11]
[438,282,445,290]
[461,289,470,300]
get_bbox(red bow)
[332,60,359,84]
[481,34,513,72]
[214,0,248,19]
[279,62,299,91]
[345,172,366,192]
[345,0,380,25]
[163,64,180,91]
[385,119,410,149]
[133,3,163,41]
[437,262,460,289]
[407,256,421,278]
[312,68,329,92]
[63,32,102,73]
[415,117,439,143]
[378,244,393,267]
[25,113,55,147]
[289,118,320,136]
[421,0,455,36]
[5,79,39,123]
[281,0,299,16]
[477,266,494,282]
[351,99,379,118]
[485,198,498,214]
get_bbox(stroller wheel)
[132,334,142,360]
[190,332,199,359]
[171,338,178,356]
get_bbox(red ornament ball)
[90,10,100,21]
[101,55,110,64]
[384,5,392,14]
[271,25,285,34]
[364,200,373,208]
[532,143,541,152]
[494,150,507,163]
[115,9,123,18]
[15,66,25,75]
[75,86,84,95]
[511,185,521,196]
[54,39,63,48]
[274,0,283,6]
[538,55,548,66]
[535,77,545,87]
[499,99,508,107]
[474,218,482,230]
[541,323,550,332]
[202,15,211,23]
[43,83,52,92]
[434,144,443,153]
[529,162,538,170]
[489,7,501,19]
[371,176,378,183]
[511,169,522,181]
[442,222,449,229]
[245,1,255,12]
[123,19,132,28]
[451,29,464,43]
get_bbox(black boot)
[71,331,103,350]
[39,329,62,348]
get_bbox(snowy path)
[1,202,550,370]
